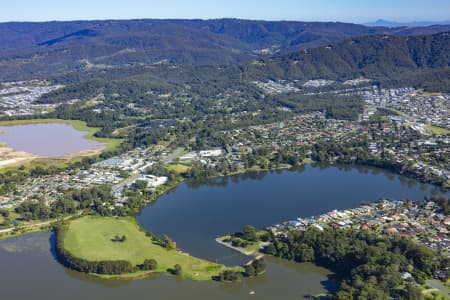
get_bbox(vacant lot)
[424,124,450,136]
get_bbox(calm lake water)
[0,123,104,157]
[0,233,334,300]
[137,165,441,266]
[0,165,444,299]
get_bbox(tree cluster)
[54,226,136,275]
[138,259,158,271]
[215,269,243,282]
[263,227,445,299]
[244,258,267,277]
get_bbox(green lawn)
[62,216,229,280]
[420,92,443,97]
[371,109,450,136]
[424,124,450,136]
[166,163,190,174]
[0,208,20,227]
[423,289,449,300]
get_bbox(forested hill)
[3,19,449,52]
[37,31,450,110]
[1,19,450,80]
[244,32,450,86]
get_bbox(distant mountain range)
[364,19,450,27]
[246,32,450,81]
[0,18,449,81]
[39,31,450,106]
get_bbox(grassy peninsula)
[59,216,232,281]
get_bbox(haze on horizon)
[1,0,449,24]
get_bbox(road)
[163,147,184,164]
[427,280,450,298]
[111,173,140,194]
[215,237,257,256]
[0,213,82,235]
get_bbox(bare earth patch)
[0,146,38,168]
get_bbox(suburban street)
[426,280,450,297]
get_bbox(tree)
[218,270,243,282]
[173,264,182,275]
[162,235,176,250]
[264,244,276,255]
[245,264,255,277]
[0,209,9,217]
[140,259,158,270]
[118,170,130,179]
[403,284,422,300]
[242,225,258,242]
[251,258,267,274]
[295,244,314,262]
[132,180,148,190]
[263,226,444,297]
[111,235,126,242]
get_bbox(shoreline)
[0,118,122,169]
[0,165,447,284]
[1,216,236,281]
[0,144,106,169]
[0,212,84,240]
[0,118,123,151]
[215,237,261,257]
[0,145,39,168]
[0,160,445,240]
[54,216,234,281]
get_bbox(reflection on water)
[185,163,447,194]
[0,233,50,253]
[0,123,104,156]
[0,166,445,299]
[138,165,442,266]
[0,233,335,299]
[62,267,139,288]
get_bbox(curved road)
[427,280,450,298]
[0,213,82,235]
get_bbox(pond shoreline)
[0,145,38,168]
[0,119,121,168]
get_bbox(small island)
[55,216,235,281]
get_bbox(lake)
[0,165,444,299]
[0,233,334,300]
[0,123,104,157]
[137,165,441,265]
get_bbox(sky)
[0,0,449,23]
